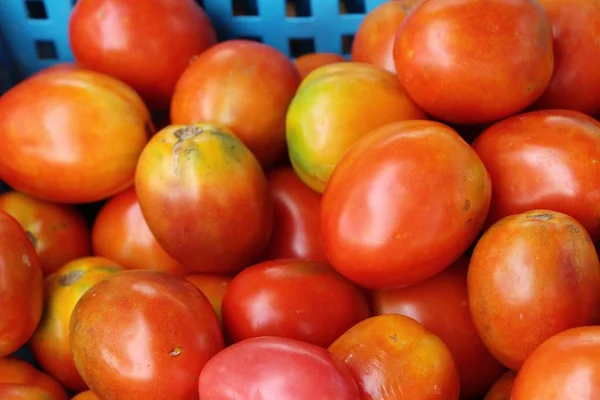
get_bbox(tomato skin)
[371,257,506,400]
[468,210,600,371]
[394,0,554,124]
[0,357,68,400]
[294,53,346,79]
[286,62,427,193]
[321,120,491,289]
[70,391,99,400]
[198,336,360,400]
[185,274,232,323]
[222,259,370,347]
[171,40,301,166]
[135,123,273,274]
[0,211,44,358]
[69,270,224,400]
[69,0,216,111]
[483,371,515,400]
[472,109,600,242]
[0,191,91,276]
[0,68,152,204]
[0,383,56,400]
[92,187,188,276]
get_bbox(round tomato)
[69,0,216,110]
[0,211,44,358]
[0,68,152,204]
[0,357,68,400]
[468,210,600,371]
[171,40,301,166]
[92,187,188,276]
[394,0,554,124]
[222,259,370,347]
[484,371,516,400]
[135,123,273,274]
[0,191,91,275]
[71,391,99,400]
[472,109,600,242]
[321,120,491,289]
[287,62,426,193]
[29,257,123,392]
[0,384,56,400]
[185,274,232,324]
[294,53,346,79]
[198,336,360,400]
[70,270,224,400]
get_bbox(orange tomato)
[484,371,516,400]
[294,53,346,79]
[0,383,57,400]
[0,357,68,400]
[185,274,232,323]
[70,390,99,400]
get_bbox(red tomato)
[394,0,554,124]
[69,270,224,400]
[135,123,273,274]
[329,314,460,400]
[321,120,491,289]
[468,210,600,371]
[472,109,600,242]
[92,187,188,276]
[0,383,56,400]
[222,259,370,347]
[0,211,44,358]
[371,257,506,400]
[0,191,91,275]
[198,336,360,400]
[260,167,327,262]
[171,40,301,166]
[0,68,152,204]
[70,391,99,400]
[484,371,516,400]
[294,53,346,79]
[0,357,68,400]
[185,274,232,323]
[69,0,217,110]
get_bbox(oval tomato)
[484,371,516,400]
[92,187,188,276]
[198,336,360,400]
[29,257,123,392]
[185,274,232,324]
[468,210,600,371]
[71,391,99,400]
[70,270,224,400]
[394,0,554,124]
[0,68,152,204]
[0,357,68,400]
[0,383,56,400]
[294,53,346,79]
[69,0,216,110]
[0,191,91,275]
[135,123,273,274]
[0,211,44,358]
[321,120,491,289]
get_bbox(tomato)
[393,0,554,124]
[0,191,91,275]
[198,336,360,400]
[92,187,187,276]
[0,384,56,400]
[0,357,68,400]
[484,371,516,400]
[69,0,216,111]
[135,123,273,274]
[222,259,370,347]
[468,210,600,371]
[70,391,99,400]
[260,167,327,262]
[321,120,491,289]
[171,40,301,166]
[329,314,460,400]
[294,53,346,79]
[185,274,232,323]
[0,68,152,204]
[351,0,421,73]
[29,257,123,392]
[371,257,506,400]
[472,109,600,242]
[70,270,224,400]
[0,211,44,358]
[286,62,426,193]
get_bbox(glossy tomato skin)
[0,357,68,400]
[198,336,360,400]
[69,0,217,110]
[394,0,554,124]
[222,259,370,347]
[0,191,91,276]
[29,257,123,392]
[260,167,327,262]
[185,274,232,323]
[0,211,44,358]
[135,123,273,274]
[294,53,346,79]
[92,187,188,276]
[71,391,99,400]
[0,383,56,400]
[484,371,516,400]
[468,210,600,371]
[0,68,152,204]
[329,314,460,400]
[69,270,224,400]
[171,40,301,166]
[371,257,506,400]
[321,120,491,289]
[472,109,600,242]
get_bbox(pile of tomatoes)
[1,0,600,399]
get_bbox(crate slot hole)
[289,38,315,58]
[26,0,48,19]
[339,0,365,14]
[35,40,57,60]
[233,0,258,16]
[196,0,205,8]
[238,36,264,43]
[286,0,312,17]
[341,34,354,55]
